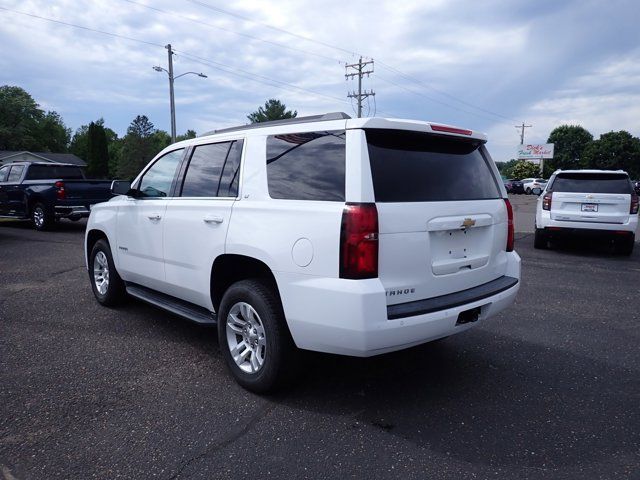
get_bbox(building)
[0,151,86,166]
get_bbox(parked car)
[522,178,547,194]
[503,178,513,193]
[0,162,113,230]
[510,179,524,194]
[633,179,640,195]
[85,112,521,392]
[535,169,638,255]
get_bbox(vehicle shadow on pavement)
[272,331,638,471]
[0,219,87,233]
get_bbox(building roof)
[0,151,86,166]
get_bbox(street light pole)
[153,45,207,144]
[167,44,176,143]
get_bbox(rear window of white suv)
[550,173,632,193]
[365,129,501,202]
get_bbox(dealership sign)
[517,144,554,159]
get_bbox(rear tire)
[218,279,300,393]
[89,238,126,306]
[525,187,532,195]
[534,228,548,249]
[31,203,54,231]
[614,234,634,256]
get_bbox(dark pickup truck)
[0,162,113,230]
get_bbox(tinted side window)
[0,166,9,182]
[266,131,345,201]
[366,129,500,202]
[550,173,632,194]
[25,165,85,180]
[181,141,238,198]
[138,149,184,198]
[7,165,25,182]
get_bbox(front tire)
[89,238,126,306]
[534,228,548,249]
[218,279,299,393]
[32,203,54,231]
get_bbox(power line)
[376,74,514,127]
[0,6,164,48]
[122,0,344,65]
[181,0,516,122]
[183,0,364,59]
[0,6,364,112]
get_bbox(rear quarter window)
[25,165,85,180]
[266,130,345,201]
[366,129,500,202]
[550,173,632,194]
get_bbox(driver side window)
[138,149,185,198]
[0,166,9,182]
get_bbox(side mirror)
[532,187,542,196]
[111,180,133,196]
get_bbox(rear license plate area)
[456,306,481,325]
[581,203,598,212]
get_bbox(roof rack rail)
[200,112,351,137]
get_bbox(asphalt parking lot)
[1,195,639,479]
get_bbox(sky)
[1,0,639,162]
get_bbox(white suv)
[85,113,521,392]
[535,169,639,254]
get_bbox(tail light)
[54,181,66,200]
[631,192,639,214]
[542,192,553,211]
[339,203,378,279]
[430,124,473,136]
[504,199,514,252]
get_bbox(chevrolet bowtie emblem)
[461,218,476,228]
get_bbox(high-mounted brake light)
[504,199,514,252]
[631,192,639,215]
[430,124,473,136]
[542,192,552,211]
[54,181,66,200]
[339,203,378,279]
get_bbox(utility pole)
[515,122,532,145]
[345,57,375,118]
[167,44,176,143]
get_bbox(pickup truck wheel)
[218,279,299,393]
[534,228,548,249]
[89,239,126,306]
[32,203,54,231]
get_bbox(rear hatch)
[365,129,510,306]
[549,172,632,224]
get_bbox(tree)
[546,125,593,172]
[86,122,110,178]
[500,159,520,178]
[117,115,158,179]
[247,99,297,123]
[0,85,70,152]
[510,160,539,179]
[582,131,640,178]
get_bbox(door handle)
[147,214,162,221]
[203,215,224,224]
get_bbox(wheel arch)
[210,254,282,314]
[86,229,110,267]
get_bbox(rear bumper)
[277,251,521,357]
[55,205,91,219]
[537,211,638,234]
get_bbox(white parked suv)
[535,169,639,254]
[85,113,521,392]
[522,178,547,195]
